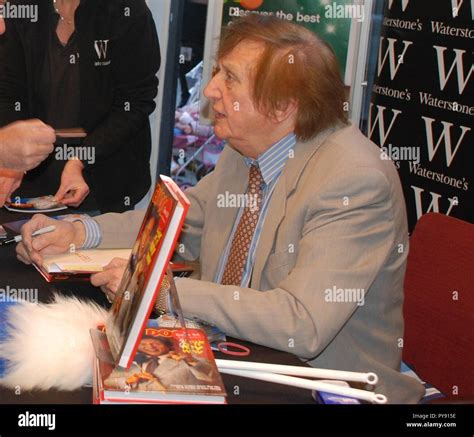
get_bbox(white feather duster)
[0,294,108,391]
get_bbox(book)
[34,251,189,283]
[55,128,87,139]
[105,176,190,368]
[33,249,133,282]
[55,128,87,146]
[4,196,67,213]
[92,323,227,404]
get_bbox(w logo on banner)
[422,116,471,167]
[368,104,402,147]
[433,46,474,95]
[94,40,109,60]
[411,186,459,219]
[387,0,410,11]
[450,0,474,18]
[377,37,413,80]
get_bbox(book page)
[42,249,132,273]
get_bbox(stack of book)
[89,176,227,404]
[92,321,226,404]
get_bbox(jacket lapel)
[250,125,341,288]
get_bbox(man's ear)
[271,99,298,124]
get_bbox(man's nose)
[203,75,221,101]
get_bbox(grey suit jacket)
[95,124,424,403]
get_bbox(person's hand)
[0,169,23,207]
[0,120,56,171]
[0,0,5,35]
[54,159,90,207]
[16,214,86,265]
[91,258,128,301]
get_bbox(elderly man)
[16,16,424,403]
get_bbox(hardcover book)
[92,323,226,404]
[105,176,190,368]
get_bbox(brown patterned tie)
[221,164,264,286]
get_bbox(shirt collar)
[243,133,297,186]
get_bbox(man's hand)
[91,258,128,301]
[54,159,90,207]
[0,169,23,207]
[0,120,56,171]
[16,214,86,265]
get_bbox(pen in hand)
[0,225,57,246]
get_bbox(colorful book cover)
[95,325,226,404]
[105,176,190,368]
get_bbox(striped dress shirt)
[214,133,297,288]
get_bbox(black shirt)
[38,10,81,129]
[25,7,100,210]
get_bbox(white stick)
[216,359,378,385]
[219,368,387,404]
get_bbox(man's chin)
[213,126,227,141]
[0,19,5,35]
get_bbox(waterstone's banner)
[367,0,473,231]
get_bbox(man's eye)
[225,73,234,82]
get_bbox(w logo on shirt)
[94,40,109,59]
[94,40,111,67]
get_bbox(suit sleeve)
[176,167,399,358]
[94,210,145,248]
[81,0,160,161]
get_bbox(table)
[0,208,314,404]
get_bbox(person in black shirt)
[0,0,161,212]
